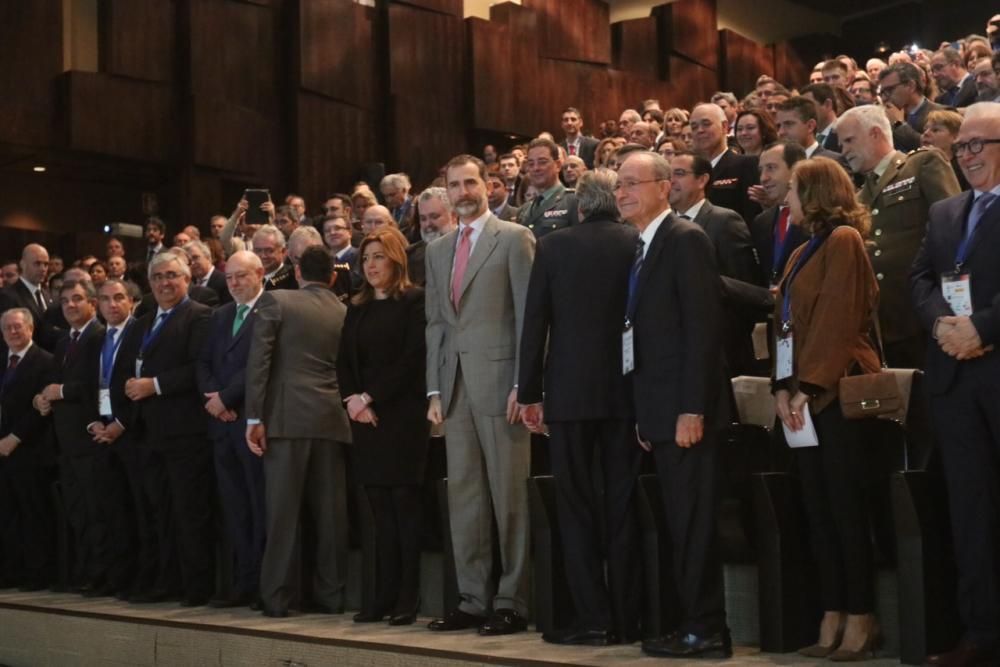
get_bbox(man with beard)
[425,154,535,636]
[406,187,457,288]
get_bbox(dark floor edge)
[0,599,579,667]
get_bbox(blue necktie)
[101,328,118,384]
[626,238,645,323]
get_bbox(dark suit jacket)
[201,268,232,305]
[560,135,599,169]
[517,216,636,421]
[196,299,259,439]
[517,184,579,238]
[935,76,977,109]
[50,320,106,455]
[708,150,761,224]
[406,241,426,287]
[751,205,808,288]
[630,215,726,442]
[820,129,841,152]
[494,201,520,222]
[0,280,59,350]
[1,344,55,459]
[126,298,212,441]
[911,191,1000,394]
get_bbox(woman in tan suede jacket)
[773,157,882,661]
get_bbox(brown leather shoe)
[925,640,998,667]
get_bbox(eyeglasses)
[150,271,185,283]
[952,138,1000,157]
[613,178,665,192]
[878,82,901,98]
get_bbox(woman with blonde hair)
[337,226,428,626]
[773,157,883,660]
[921,109,969,190]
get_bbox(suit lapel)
[525,186,566,227]
[962,191,1000,265]
[225,302,257,352]
[142,299,189,358]
[457,216,500,305]
[869,152,906,201]
[635,215,673,303]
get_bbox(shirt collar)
[334,245,353,259]
[459,209,491,234]
[537,182,563,203]
[106,316,132,334]
[73,317,97,337]
[239,289,264,310]
[681,198,707,220]
[710,149,728,168]
[7,340,32,362]
[973,185,1000,200]
[872,151,896,178]
[908,96,927,118]
[155,297,188,319]
[804,141,820,157]
[19,276,41,294]
[201,266,214,283]
[639,207,673,255]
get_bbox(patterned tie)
[7,354,18,370]
[34,288,45,312]
[232,304,250,337]
[451,226,474,310]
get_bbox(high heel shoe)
[828,625,883,662]
[797,619,846,658]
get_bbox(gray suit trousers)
[445,371,531,616]
[260,438,348,612]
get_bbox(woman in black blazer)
[336,227,428,626]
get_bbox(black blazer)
[0,280,59,350]
[751,206,808,287]
[935,76,977,109]
[911,191,1000,394]
[0,344,55,455]
[560,135,599,169]
[406,241,427,287]
[134,285,219,318]
[630,215,726,442]
[201,269,232,305]
[196,299,259,439]
[50,320,106,454]
[126,298,212,440]
[708,151,761,224]
[517,216,637,421]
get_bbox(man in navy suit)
[910,102,1000,667]
[197,251,266,608]
[186,240,231,305]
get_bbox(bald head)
[225,250,265,304]
[20,243,49,285]
[362,205,395,234]
[690,103,729,158]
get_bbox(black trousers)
[130,436,216,599]
[0,448,54,585]
[213,429,265,596]
[651,428,726,636]
[547,419,643,638]
[884,334,927,371]
[795,401,874,613]
[365,485,423,614]
[930,365,1000,649]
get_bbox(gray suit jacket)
[425,214,535,416]
[245,284,351,442]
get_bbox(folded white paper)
[782,403,819,448]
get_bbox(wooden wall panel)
[391,0,462,17]
[0,0,63,146]
[298,0,375,108]
[612,18,660,80]
[188,0,279,117]
[296,93,378,206]
[388,3,466,185]
[719,29,774,97]
[523,0,610,65]
[191,96,282,177]
[99,0,174,81]
[667,58,718,108]
[774,41,811,89]
[469,17,513,135]
[655,0,718,72]
[64,72,174,162]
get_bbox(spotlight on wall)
[875,41,889,55]
[103,222,144,238]
[32,166,46,172]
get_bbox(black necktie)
[7,354,18,371]
[34,288,45,312]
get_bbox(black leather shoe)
[353,610,388,623]
[261,606,288,618]
[642,630,732,659]
[428,609,486,631]
[388,611,417,626]
[542,627,618,646]
[479,608,528,636]
[925,640,998,667]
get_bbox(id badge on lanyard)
[775,331,794,380]
[99,388,113,417]
[942,272,972,316]
[622,326,635,375]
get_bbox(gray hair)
[692,102,727,124]
[288,225,323,251]
[576,168,619,220]
[963,101,1000,123]
[619,109,641,123]
[419,186,452,212]
[253,224,286,249]
[60,278,97,300]
[1,307,33,330]
[183,239,211,259]
[380,173,411,191]
[838,104,893,145]
[711,91,738,107]
[148,250,191,279]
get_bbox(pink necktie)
[451,226,474,310]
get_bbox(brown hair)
[734,110,778,149]
[791,157,871,237]
[444,154,488,181]
[924,109,963,136]
[351,227,413,306]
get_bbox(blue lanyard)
[100,320,130,388]
[780,234,826,331]
[140,299,186,356]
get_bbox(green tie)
[231,304,249,337]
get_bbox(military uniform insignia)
[713,177,739,187]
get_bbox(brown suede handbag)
[838,313,903,419]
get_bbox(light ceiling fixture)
[32,165,46,172]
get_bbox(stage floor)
[0,590,900,666]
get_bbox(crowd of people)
[2,16,1000,665]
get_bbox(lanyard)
[771,213,793,283]
[100,321,130,388]
[955,195,999,272]
[139,299,185,357]
[780,234,826,332]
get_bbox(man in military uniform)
[516,137,578,238]
[251,225,297,291]
[838,105,961,368]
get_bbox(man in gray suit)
[245,246,352,618]
[425,154,536,635]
